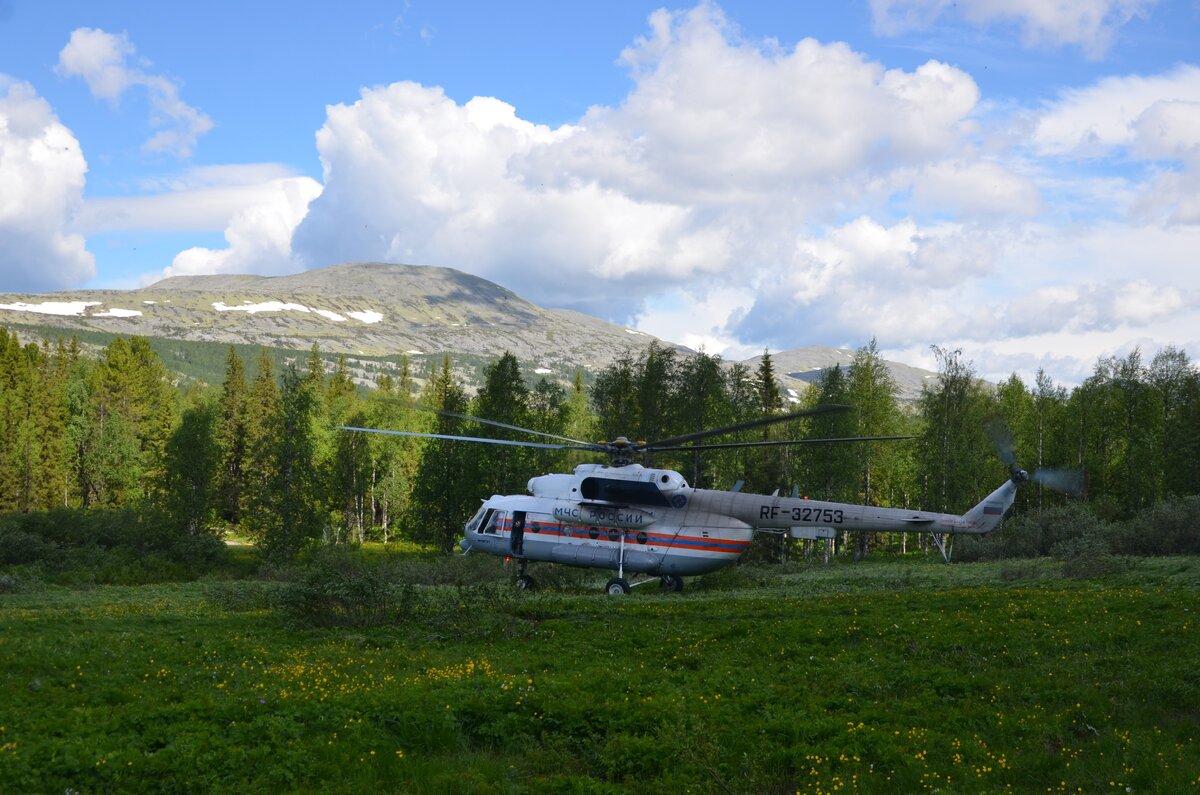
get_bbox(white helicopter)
[344,405,1060,595]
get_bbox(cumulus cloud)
[77,163,310,233]
[870,0,1155,58]
[1033,65,1200,156]
[1033,65,1200,225]
[289,5,984,319]
[56,27,212,157]
[138,3,1193,386]
[0,76,94,290]
[730,217,1005,347]
[911,160,1042,217]
[159,176,322,281]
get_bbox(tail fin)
[960,479,1019,534]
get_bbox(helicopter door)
[510,511,526,555]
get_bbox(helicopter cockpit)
[466,505,500,535]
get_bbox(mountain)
[744,345,937,403]
[0,263,937,398]
[0,262,684,386]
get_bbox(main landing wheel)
[659,575,684,593]
[605,577,631,595]
[515,574,536,591]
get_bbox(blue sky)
[1,0,1198,384]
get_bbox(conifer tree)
[472,352,531,497]
[405,355,473,552]
[563,370,598,470]
[755,348,783,415]
[215,347,249,525]
[253,363,324,561]
[32,339,74,509]
[242,351,280,540]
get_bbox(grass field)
[2,555,1198,793]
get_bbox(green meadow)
[2,556,1199,793]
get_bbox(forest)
[0,327,1197,580]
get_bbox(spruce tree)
[404,355,473,552]
[215,347,249,525]
[472,352,531,497]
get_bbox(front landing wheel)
[605,577,631,595]
[515,574,536,591]
[660,575,684,593]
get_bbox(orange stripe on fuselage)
[493,517,748,556]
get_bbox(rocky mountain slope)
[0,262,678,382]
[0,262,938,397]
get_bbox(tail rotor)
[986,417,1084,497]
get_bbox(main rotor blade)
[414,405,593,446]
[644,404,852,450]
[648,435,915,453]
[986,416,1018,468]
[340,426,599,452]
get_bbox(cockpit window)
[466,506,498,534]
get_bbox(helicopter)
[343,404,1071,595]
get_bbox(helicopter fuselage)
[460,463,1016,578]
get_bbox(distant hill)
[0,263,937,399]
[744,345,938,403]
[0,262,687,389]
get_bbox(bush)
[0,527,57,566]
[0,507,229,584]
[992,503,1111,558]
[1052,534,1126,579]
[274,546,418,628]
[1110,496,1200,556]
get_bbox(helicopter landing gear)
[605,577,631,595]
[514,559,536,591]
[659,575,684,593]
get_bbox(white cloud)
[56,27,212,157]
[0,76,94,291]
[1033,65,1200,156]
[912,160,1042,217]
[289,5,981,320]
[160,176,322,281]
[76,164,310,233]
[131,3,1193,388]
[870,0,1156,58]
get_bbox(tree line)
[0,327,1196,564]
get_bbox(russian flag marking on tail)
[983,503,1004,516]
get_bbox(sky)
[1,0,1198,386]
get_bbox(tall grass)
[2,556,1198,792]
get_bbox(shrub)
[1052,534,1126,579]
[274,546,418,628]
[994,503,1110,558]
[1110,496,1200,556]
[0,527,57,566]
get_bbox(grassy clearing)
[1,556,1198,793]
